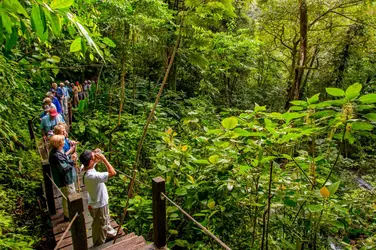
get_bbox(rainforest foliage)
[1,0,376,249]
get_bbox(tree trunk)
[286,0,308,107]
[300,45,319,98]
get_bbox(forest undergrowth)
[68,82,376,249]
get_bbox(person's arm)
[57,152,73,173]
[40,119,47,139]
[65,144,76,155]
[97,154,116,178]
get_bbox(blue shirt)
[40,114,65,134]
[63,138,71,153]
[52,97,63,114]
[62,86,70,98]
[56,88,63,100]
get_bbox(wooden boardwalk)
[50,173,127,249]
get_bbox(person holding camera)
[79,149,117,246]
[49,135,77,221]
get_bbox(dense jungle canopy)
[1,0,376,249]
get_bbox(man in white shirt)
[79,149,117,246]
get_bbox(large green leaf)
[5,27,18,51]
[78,99,87,112]
[70,37,82,52]
[44,9,61,37]
[0,18,4,45]
[306,204,323,213]
[233,128,251,137]
[51,0,74,10]
[1,13,12,34]
[175,187,187,196]
[345,83,362,100]
[31,4,45,39]
[254,104,266,112]
[103,37,116,48]
[290,100,307,106]
[307,93,320,104]
[351,122,373,131]
[326,88,345,97]
[327,181,340,196]
[359,94,376,104]
[4,0,29,18]
[193,159,210,164]
[364,113,376,122]
[221,117,238,129]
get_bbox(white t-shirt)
[84,168,109,209]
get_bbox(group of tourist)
[40,80,94,138]
[41,80,117,247]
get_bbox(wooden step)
[91,233,136,250]
[95,234,147,250]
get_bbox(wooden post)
[28,119,35,141]
[152,177,166,248]
[68,102,72,127]
[42,163,56,215]
[68,193,88,250]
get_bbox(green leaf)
[306,204,323,213]
[70,37,82,52]
[157,164,167,172]
[307,93,320,104]
[193,159,210,164]
[44,10,61,37]
[289,106,303,111]
[175,187,187,196]
[345,83,362,100]
[333,221,345,229]
[4,0,29,18]
[169,229,179,235]
[78,99,87,112]
[207,129,223,135]
[233,128,251,137]
[207,199,215,209]
[1,13,12,34]
[254,104,266,112]
[5,27,18,51]
[174,239,188,247]
[359,94,376,104]
[31,4,45,39]
[103,37,116,48]
[290,100,307,106]
[364,113,376,122]
[89,126,99,134]
[351,122,373,131]
[221,117,238,129]
[208,155,219,164]
[51,0,74,9]
[282,112,305,123]
[89,53,94,61]
[0,18,4,45]
[326,88,345,97]
[47,56,61,63]
[239,165,251,173]
[327,181,340,196]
